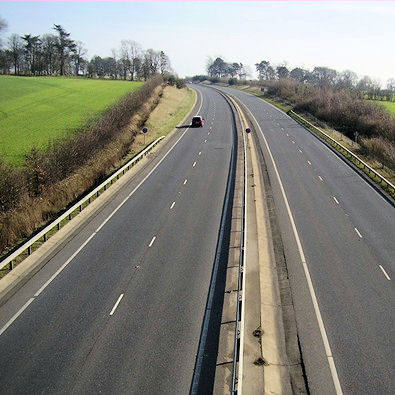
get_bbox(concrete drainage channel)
[213,91,308,394]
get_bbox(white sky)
[1,1,394,85]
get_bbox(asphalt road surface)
[216,85,394,395]
[0,86,235,394]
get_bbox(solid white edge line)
[379,265,391,280]
[0,298,35,337]
[244,105,343,395]
[148,236,156,247]
[4,88,205,334]
[109,294,124,315]
[34,232,96,297]
[170,202,175,210]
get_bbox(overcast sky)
[1,1,394,85]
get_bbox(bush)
[228,78,237,85]
[175,78,185,89]
[265,79,395,143]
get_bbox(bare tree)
[7,34,24,75]
[41,34,57,75]
[71,40,87,75]
[120,40,142,80]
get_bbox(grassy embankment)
[232,84,395,190]
[0,75,143,165]
[0,80,195,273]
[373,100,395,115]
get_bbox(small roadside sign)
[142,127,148,144]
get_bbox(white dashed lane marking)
[148,236,156,247]
[354,228,363,239]
[379,265,391,280]
[110,294,124,316]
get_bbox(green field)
[377,100,395,115]
[0,76,143,165]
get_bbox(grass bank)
[374,101,395,115]
[0,75,143,165]
[0,84,196,271]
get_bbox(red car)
[192,116,204,127]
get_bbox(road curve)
[214,85,395,394]
[0,86,235,393]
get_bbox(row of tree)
[0,20,172,80]
[255,60,395,101]
[204,56,394,101]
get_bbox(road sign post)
[142,127,148,144]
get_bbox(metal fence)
[290,110,395,198]
[0,136,165,272]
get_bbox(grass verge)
[0,85,196,278]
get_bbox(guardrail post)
[27,246,31,255]
[43,233,47,242]
[68,214,72,220]
[9,260,13,270]
[57,223,60,231]
[96,191,99,198]
[79,205,82,212]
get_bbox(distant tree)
[159,50,170,75]
[7,34,24,75]
[90,55,105,77]
[121,40,142,80]
[337,70,358,90]
[0,16,7,48]
[357,75,373,98]
[207,57,226,77]
[21,34,41,75]
[290,67,308,82]
[386,78,395,101]
[276,65,289,79]
[255,60,271,80]
[311,66,338,87]
[53,24,75,75]
[71,40,87,76]
[40,34,57,75]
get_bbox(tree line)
[203,57,395,102]
[0,20,172,80]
